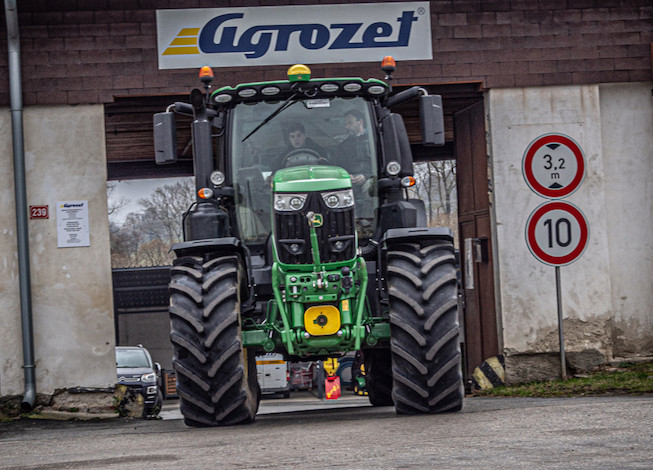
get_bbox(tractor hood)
[272,165,352,193]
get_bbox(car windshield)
[116,349,150,368]
[230,96,377,244]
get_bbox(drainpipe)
[5,0,36,411]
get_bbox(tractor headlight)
[386,161,401,176]
[210,170,225,186]
[322,189,354,209]
[289,197,304,210]
[325,194,339,207]
[274,193,307,212]
[214,94,232,103]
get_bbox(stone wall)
[0,105,116,397]
[488,81,652,380]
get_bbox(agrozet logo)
[156,3,431,69]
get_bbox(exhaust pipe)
[5,0,37,411]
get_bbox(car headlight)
[141,372,157,383]
[322,189,354,209]
[274,193,307,212]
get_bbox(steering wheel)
[282,148,325,168]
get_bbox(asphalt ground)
[1,392,651,469]
[159,389,369,420]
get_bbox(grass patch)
[475,362,653,398]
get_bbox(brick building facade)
[1,1,650,106]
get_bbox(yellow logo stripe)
[163,46,199,55]
[163,28,200,56]
[170,37,197,46]
[178,28,200,36]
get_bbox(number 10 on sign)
[525,201,589,267]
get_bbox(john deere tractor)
[154,60,463,426]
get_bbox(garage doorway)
[104,85,499,382]
[393,83,498,380]
[454,100,499,380]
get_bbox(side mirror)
[154,362,162,373]
[153,112,178,164]
[420,94,445,146]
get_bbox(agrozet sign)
[156,2,432,69]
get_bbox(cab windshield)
[230,97,377,244]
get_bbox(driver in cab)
[274,122,326,171]
[287,123,320,153]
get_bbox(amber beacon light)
[199,66,214,84]
[381,56,396,80]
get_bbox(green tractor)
[154,60,463,426]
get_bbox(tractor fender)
[382,227,453,247]
[171,237,245,258]
[171,237,253,299]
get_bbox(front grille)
[118,375,141,384]
[275,192,355,264]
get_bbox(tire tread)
[386,239,464,415]
[169,254,258,426]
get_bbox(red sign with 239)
[29,205,49,219]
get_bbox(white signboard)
[156,2,432,69]
[56,201,90,248]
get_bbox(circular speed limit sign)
[523,133,585,199]
[525,201,589,266]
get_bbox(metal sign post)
[555,267,566,380]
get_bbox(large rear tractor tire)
[386,240,463,414]
[169,254,259,426]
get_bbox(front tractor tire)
[386,240,464,414]
[169,254,259,426]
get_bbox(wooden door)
[454,101,499,379]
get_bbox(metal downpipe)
[5,0,36,411]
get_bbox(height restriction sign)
[525,201,589,266]
[522,133,585,199]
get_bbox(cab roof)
[210,76,389,107]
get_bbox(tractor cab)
[228,87,378,246]
[214,65,389,254]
